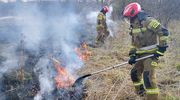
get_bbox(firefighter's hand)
[154,46,168,58]
[154,51,163,58]
[129,48,137,56]
[128,55,136,65]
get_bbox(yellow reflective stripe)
[96,25,104,29]
[130,54,136,57]
[96,25,103,27]
[130,45,136,49]
[146,88,159,94]
[133,82,143,86]
[149,20,160,29]
[151,61,158,67]
[160,36,169,41]
[98,16,103,20]
[136,48,158,54]
[133,80,143,86]
[156,51,164,56]
[132,27,147,34]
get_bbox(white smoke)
[15,4,45,51]
[10,2,84,99]
[85,5,115,37]
[34,57,54,100]
[106,5,115,37]
[34,93,42,100]
[0,44,19,74]
[0,2,85,99]
[0,16,16,21]
[0,1,116,99]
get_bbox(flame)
[74,42,91,61]
[49,42,91,88]
[51,57,75,88]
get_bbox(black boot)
[135,84,146,97]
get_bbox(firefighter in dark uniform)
[122,2,169,100]
[95,6,110,47]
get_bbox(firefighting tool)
[73,54,154,85]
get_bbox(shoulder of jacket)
[146,17,161,29]
[97,12,105,19]
[98,12,104,17]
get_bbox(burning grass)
[51,57,75,88]
[0,14,179,100]
[49,42,92,89]
[74,42,92,61]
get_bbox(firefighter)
[95,6,110,47]
[122,2,169,100]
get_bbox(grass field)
[79,20,180,100]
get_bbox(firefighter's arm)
[148,19,169,56]
[128,42,137,65]
[156,27,169,56]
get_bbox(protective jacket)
[96,12,108,33]
[129,15,169,55]
[129,13,169,100]
[95,12,109,46]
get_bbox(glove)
[128,48,137,65]
[154,46,168,58]
[128,55,136,65]
[129,48,137,56]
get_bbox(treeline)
[1,0,180,26]
[112,0,180,27]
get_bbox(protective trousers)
[130,57,159,100]
[95,29,109,46]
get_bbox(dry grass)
[78,20,180,100]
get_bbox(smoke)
[34,57,54,99]
[107,6,116,37]
[0,44,19,75]
[13,2,84,99]
[15,4,82,62]
[0,1,85,99]
[15,4,45,51]
[0,43,20,100]
[85,5,115,37]
[0,1,116,99]
[14,2,85,100]
[34,93,42,100]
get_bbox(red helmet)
[123,2,141,17]
[103,6,109,13]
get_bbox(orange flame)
[74,42,91,61]
[51,57,75,88]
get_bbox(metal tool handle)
[91,54,154,75]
